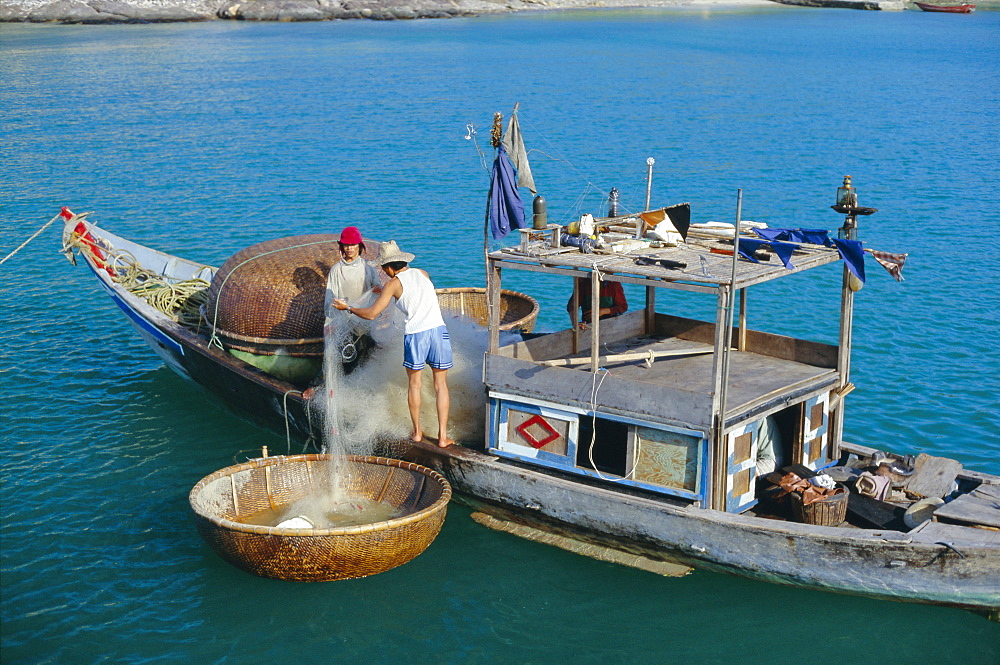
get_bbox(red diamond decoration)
[514,414,561,449]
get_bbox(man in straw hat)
[332,240,455,448]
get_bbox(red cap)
[339,226,363,245]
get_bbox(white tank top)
[395,268,445,334]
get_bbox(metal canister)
[532,195,547,230]
[607,187,620,217]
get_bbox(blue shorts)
[403,326,453,371]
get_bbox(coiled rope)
[64,230,210,326]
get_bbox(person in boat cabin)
[332,240,455,448]
[566,276,628,329]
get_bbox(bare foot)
[410,431,423,443]
[437,438,456,448]
[302,387,315,400]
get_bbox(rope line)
[1,213,62,266]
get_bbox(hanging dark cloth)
[737,238,799,270]
[488,144,525,240]
[753,228,830,246]
[831,238,866,283]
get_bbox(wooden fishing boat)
[914,2,975,11]
[60,195,1000,616]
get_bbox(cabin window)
[629,426,702,494]
[489,394,707,502]
[577,416,630,477]
[799,393,830,470]
[494,400,578,465]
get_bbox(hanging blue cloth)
[769,241,799,269]
[831,238,866,283]
[753,228,830,246]
[736,238,767,263]
[737,238,799,269]
[488,144,525,240]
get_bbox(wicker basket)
[436,287,539,333]
[189,454,451,581]
[202,234,382,356]
[790,488,848,526]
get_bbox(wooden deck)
[546,333,838,424]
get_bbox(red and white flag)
[867,250,908,282]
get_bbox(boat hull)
[404,441,1000,610]
[914,2,975,12]
[67,220,1000,612]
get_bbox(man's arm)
[334,276,401,320]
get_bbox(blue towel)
[737,238,798,269]
[769,240,799,269]
[737,238,767,264]
[488,144,525,240]
[754,228,830,246]
[831,238,866,283]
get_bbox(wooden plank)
[847,492,907,530]
[914,520,1000,546]
[934,493,1000,529]
[470,511,693,578]
[974,484,1000,501]
[906,453,963,499]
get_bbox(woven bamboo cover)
[189,454,451,581]
[203,234,381,356]
[436,287,539,333]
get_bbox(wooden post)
[644,157,655,213]
[591,269,601,373]
[645,285,656,334]
[571,277,580,355]
[738,288,747,351]
[831,212,857,460]
[710,189,743,511]
[487,260,501,354]
[709,285,731,511]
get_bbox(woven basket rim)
[435,287,539,330]
[198,306,324,346]
[189,454,452,536]
[436,286,539,303]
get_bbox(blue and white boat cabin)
[482,207,857,514]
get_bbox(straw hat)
[339,226,363,245]
[378,240,415,265]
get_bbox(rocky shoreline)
[0,0,908,24]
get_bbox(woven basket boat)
[201,230,540,357]
[436,287,539,333]
[189,454,451,581]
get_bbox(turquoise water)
[2,10,999,663]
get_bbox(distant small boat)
[914,2,976,12]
